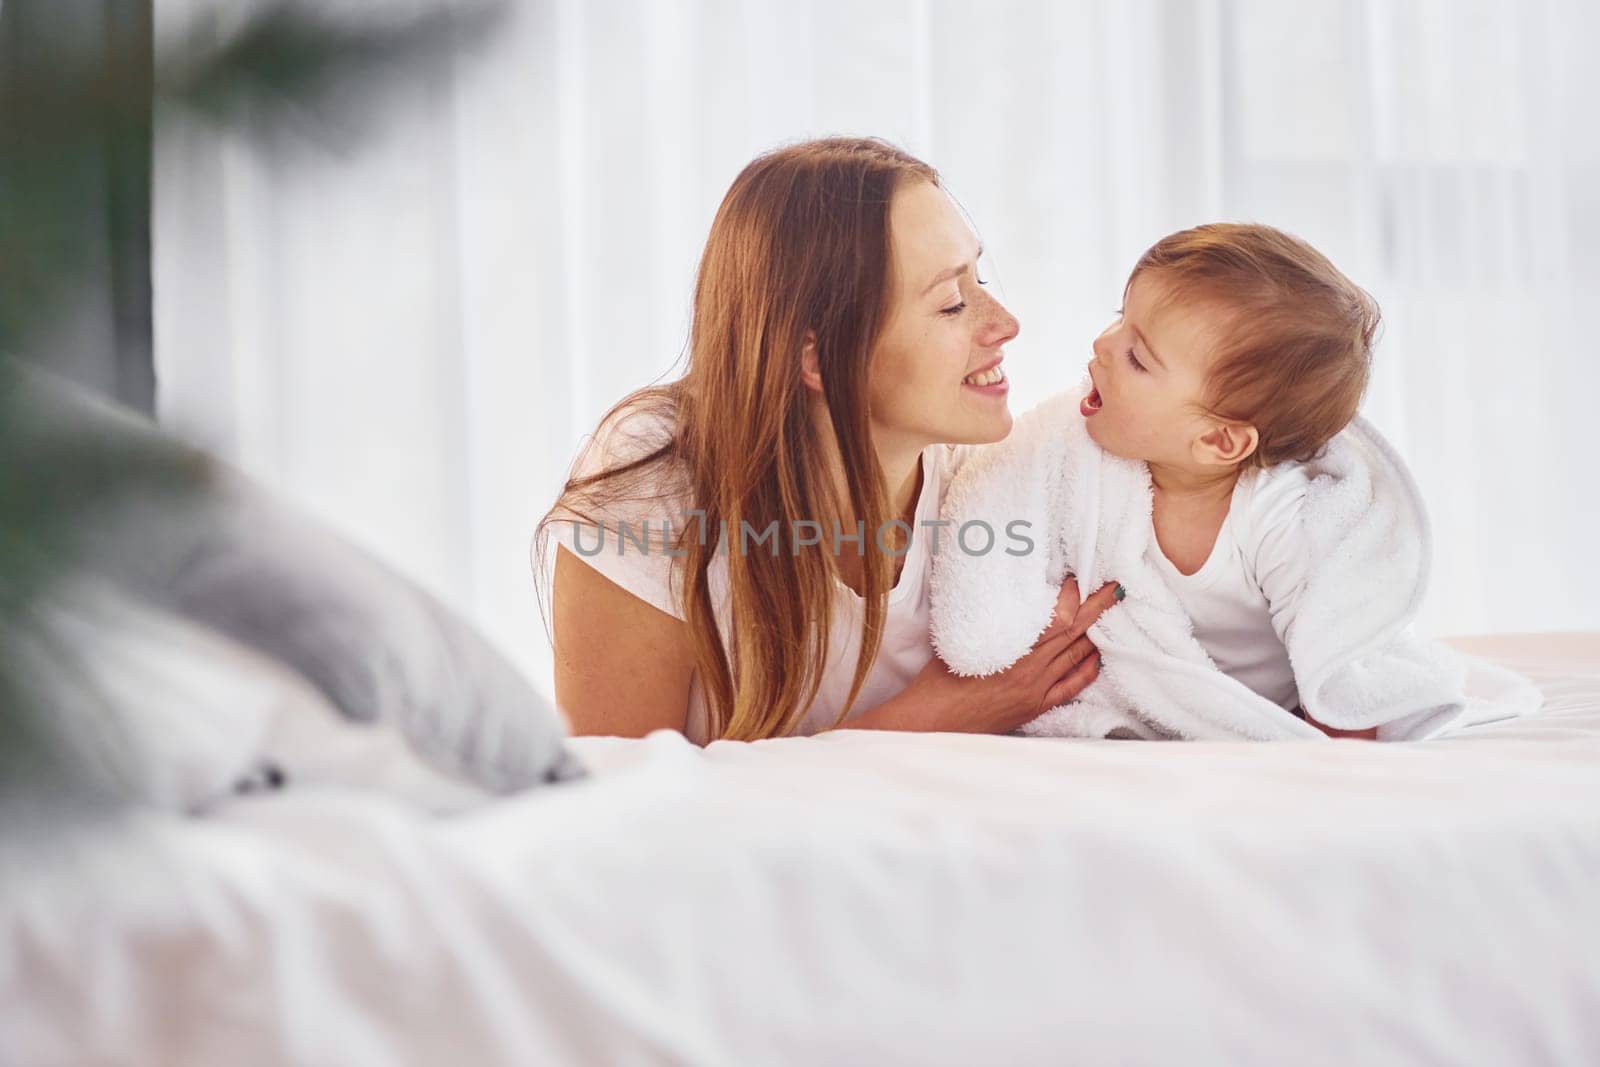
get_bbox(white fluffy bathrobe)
[929,386,1540,741]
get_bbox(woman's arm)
[556,551,1118,739]
[552,544,696,737]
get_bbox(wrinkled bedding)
[4,634,1598,1066]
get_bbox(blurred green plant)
[0,0,504,806]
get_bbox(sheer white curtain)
[154,0,1600,699]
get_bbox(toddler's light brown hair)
[1131,222,1379,467]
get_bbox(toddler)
[1078,223,1382,737]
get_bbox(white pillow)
[13,365,584,797]
[20,573,501,817]
[22,577,288,812]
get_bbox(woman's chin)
[951,409,1013,445]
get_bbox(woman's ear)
[1193,420,1259,467]
[799,332,824,395]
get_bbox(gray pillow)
[19,365,583,794]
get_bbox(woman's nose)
[981,295,1020,347]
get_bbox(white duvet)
[5,635,1600,1066]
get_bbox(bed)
[5,633,1599,1066]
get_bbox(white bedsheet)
[5,635,1599,1066]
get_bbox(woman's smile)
[961,358,1009,397]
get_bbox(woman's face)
[867,181,1020,455]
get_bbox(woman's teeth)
[963,366,1006,386]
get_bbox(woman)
[535,137,1119,742]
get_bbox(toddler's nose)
[1089,333,1109,365]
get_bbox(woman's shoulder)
[564,393,692,513]
[546,391,694,619]
[575,392,681,478]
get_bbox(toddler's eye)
[1126,349,1146,372]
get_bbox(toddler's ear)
[1194,420,1259,467]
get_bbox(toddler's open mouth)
[1080,385,1103,417]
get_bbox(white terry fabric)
[930,380,1541,740]
[542,404,947,743]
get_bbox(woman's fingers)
[1031,634,1098,713]
[1042,644,1101,709]
[1043,633,1097,685]
[1043,575,1083,636]
[1014,576,1121,716]
[1027,620,1080,660]
[1032,576,1119,654]
[1066,580,1122,639]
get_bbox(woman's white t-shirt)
[545,406,950,745]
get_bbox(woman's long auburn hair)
[534,137,939,741]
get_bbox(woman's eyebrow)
[920,244,983,296]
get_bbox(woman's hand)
[849,577,1123,735]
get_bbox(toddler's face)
[1081,271,1225,468]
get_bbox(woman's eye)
[941,301,967,316]
[975,271,988,286]
[1126,349,1146,372]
